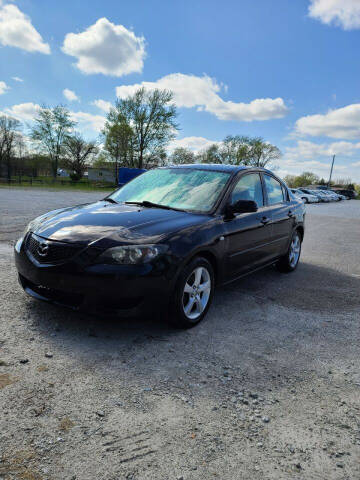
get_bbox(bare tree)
[31,105,75,179]
[0,115,22,180]
[63,133,98,181]
[108,88,178,168]
[169,147,195,165]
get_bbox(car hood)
[31,201,210,247]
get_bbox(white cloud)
[62,18,145,76]
[63,88,80,102]
[308,0,360,30]
[2,102,41,121]
[168,136,219,153]
[0,80,9,94]
[12,76,23,82]
[70,111,106,133]
[116,73,288,122]
[1,102,105,133]
[0,3,50,54]
[277,158,348,181]
[285,140,360,159]
[92,99,112,112]
[295,104,360,139]
[278,139,360,182]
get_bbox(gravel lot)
[1,188,359,480]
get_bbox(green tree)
[245,137,282,168]
[103,120,135,180]
[169,147,195,164]
[31,105,75,179]
[219,135,250,164]
[196,144,221,163]
[293,171,320,187]
[283,175,297,187]
[0,115,22,180]
[92,151,112,169]
[63,133,98,181]
[108,88,178,168]
[197,135,282,168]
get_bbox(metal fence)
[0,176,116,188]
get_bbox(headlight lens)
[97,244,168,265]
[14,237,24,253]
[23,217,42,236]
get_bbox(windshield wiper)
[103,197,118,204]
[124,200,185,212]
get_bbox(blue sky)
[1,0,360,181]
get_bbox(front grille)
[26,233,84,264]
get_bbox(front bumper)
[14,238,177,317]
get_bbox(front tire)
[169,257,215,328]
[276,230,302,273]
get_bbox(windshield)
[109,168,231,213]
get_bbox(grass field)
[0,176,115,192]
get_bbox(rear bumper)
[14,241,176,317]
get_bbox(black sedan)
[14,164,305,328]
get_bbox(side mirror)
[226,199,258,217]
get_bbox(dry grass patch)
[0,373,16,389]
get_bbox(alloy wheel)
[289,233,301,268]
[182,266,211,320]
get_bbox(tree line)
[0,106,98,181]
[283,171,357,190]
[2,86,356,190]
[0,87,283,182]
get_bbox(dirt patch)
[36,365,49,372]
[0,373,16,389]
[0,449,43,480]
[59,416,75,432]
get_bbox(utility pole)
[327,154,335,189]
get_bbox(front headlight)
[23,217,43,236]
[97,244,168,265]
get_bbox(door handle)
[288,210,295,218]
[260,216,271,225]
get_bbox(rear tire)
[302,197,309,204]
[168,257,215,328]
[276,230,302,273]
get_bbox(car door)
[263,174,294,257]
[223,172,274,280]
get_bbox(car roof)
[163,163,272,174]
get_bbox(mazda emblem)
[37,241,49,257]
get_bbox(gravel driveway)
[0,188,359,480]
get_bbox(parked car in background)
[118,167,146,187]
[331,188,356,199]
[298,188,330,202]
[336,193,348,200]
[14,165,305,328]
[318,189,341,201]
[290,188,318,203]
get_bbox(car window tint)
[264,175,284,205]
[230,174,264,207]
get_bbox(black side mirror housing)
[226,199,258,218]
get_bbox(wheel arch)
[295,225,304,242]
[184,249,219,284]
